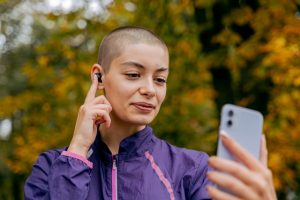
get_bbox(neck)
[99,116,146,155]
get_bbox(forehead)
[112,43,169,70]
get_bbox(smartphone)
[217,104,263,160]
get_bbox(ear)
[91,63,105,90]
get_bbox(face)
[102,43,169,127]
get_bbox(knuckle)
[224,179,235,190]
[97,110,104,115]
[258,178,267,189]
[230,183,241,194]
[80,105,91,115]
[98,95,106,100]
[230,166,241,177]
[80,105,86,112]
[254,174,268,194]
[258,181,268,195]
[227,163,246,178]
[263,169,273,180]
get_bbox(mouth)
[131,102,156,112]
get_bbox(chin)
[112,109,159,125]
[130,118,153,125]
[127,115,155,125]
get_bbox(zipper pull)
[112,156,117,169]
[111,155,118,200]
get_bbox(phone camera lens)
[227,120,233,127]
[228,110,234,117]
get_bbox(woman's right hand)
[68,74,112,157]
[207,133,277,200]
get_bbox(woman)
[25,26,276,200]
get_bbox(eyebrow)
[121,61,169,72]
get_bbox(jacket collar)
[90,125,154,164]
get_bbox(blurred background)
[0,0,300,199]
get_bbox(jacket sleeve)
[188,153,213,200]
[24,150,93,200]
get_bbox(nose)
[139,78,155,98]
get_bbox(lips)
[131,102,155,112]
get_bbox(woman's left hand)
[207,132,277,200]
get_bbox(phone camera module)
[228,110,234,117]
[227,120,233,127]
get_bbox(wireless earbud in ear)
[95,73,102,83]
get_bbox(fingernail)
[93,74,98,81]
[220,130,230,139]
[207,171,212,177]
[208,156,216,165]
[206,186,211,192]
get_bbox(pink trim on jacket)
[145,151,175,200]
[112,157,118,200]
[62,151,93,169]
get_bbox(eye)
[155,77,167,84]
[125,72,140,79]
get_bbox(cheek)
[157,88,167,104]
[106,82,136,102]
[117,84,137,98]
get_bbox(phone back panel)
[217,104,263,160]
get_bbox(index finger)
[220,131,265,172]
[84,74,99,103]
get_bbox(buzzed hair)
[97,26,168,72]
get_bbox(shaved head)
[97,26,168,72]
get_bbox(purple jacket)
[25,126,212,200]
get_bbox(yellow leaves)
[58,18,71,32]
[268,63,300,87]
[177,40,192,55]
[53,74,76,98]
[262,37,290,67]
[0,96,20,117]
[37,56,49,66]
[22,62,55,85]
[283,23,300,35]
[269,152,283,174]
[266,72,300,192]
[262,36,300,90]
[42,102,51,112]
[174,40,200,62]
[6,130,48,174]
[273,173,282,190]
[63,47,75,60]
[185,88,215,104]
[224,6,254,26]
[0,0,9,4]
[266,36,286,51]
[267,133,300,191]
[0,92,44,118]
[252,8,272,33]
[194,0,215,7]
[14,136,25,146]
[270,91,300,125]
[213,28,241,46]
[226,46,246,71]
[287,68,300,87]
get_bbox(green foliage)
[0,0,300,199]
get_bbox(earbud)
[95,73,102,83]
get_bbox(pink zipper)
[112,156,118,200]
